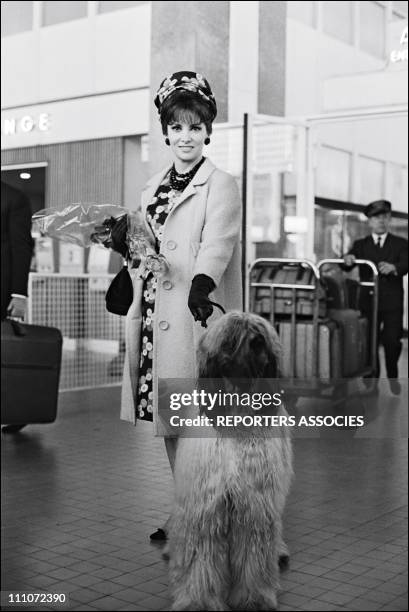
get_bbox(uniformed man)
[344,200,408,395]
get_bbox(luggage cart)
[248,257,379,404]
[317,259,379,381]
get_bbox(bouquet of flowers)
[126,211,168,277]
[32,204,169,278]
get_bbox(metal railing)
[27,273,125,391]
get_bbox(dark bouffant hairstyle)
[160,90,214,136]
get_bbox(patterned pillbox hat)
[154,70,217,120]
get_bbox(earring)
[204,137,210,145]
[165,138,170,146]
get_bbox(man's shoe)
[150,528,167,541]
[2,424,27,434]
[389,380,401,396]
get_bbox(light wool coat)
[120,158,243,433]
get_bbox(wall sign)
[2,113,51,136]
[1,89,149,150]
[390,25,408,64]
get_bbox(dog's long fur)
[169,312,293,611]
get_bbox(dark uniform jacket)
[348,233,408,312]
[1,181,34,319]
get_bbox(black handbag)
[105,264,133,316]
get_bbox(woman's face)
[167,120,208,168]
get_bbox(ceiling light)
[20,172,31,180]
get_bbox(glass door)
[243,114,311,308]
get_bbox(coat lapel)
[381,233,393,259]
[140,165,172,242]
[139,158,217,238]
[368,233,392,262]
[365,235,376,257]
[141,165,172,215]
[167,157,216,216]
[365,234,392,263]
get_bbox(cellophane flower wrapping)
[32,203,129,249]
[32,204,170,278]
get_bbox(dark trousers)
[365,308,403,379]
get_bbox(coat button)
[162,280,173,290]
[167,240,177,250]
[159,320,169,330]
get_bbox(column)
[149,1,230,174]
[258,1,287,116]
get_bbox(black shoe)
[2,424,27,434]
[279,553,290,570]
[150,528,167,541]
[389,380,401,396]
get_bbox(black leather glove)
[188,274,216,327]
[110,215,129,257]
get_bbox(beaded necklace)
[169,157,205,192]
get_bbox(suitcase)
[323,275,361,310]
[279,320,342,379]
[328,309,362,376]
[323,275,349,309]
[253,264,327,318]
[345,279,361,311]
[1,320,62,424]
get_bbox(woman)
[114,71,242,539]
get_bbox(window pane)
[314,208,353,260]
[316,146,351,202]
[389,217,408,240]
[393,1,408,17]
[387,163,408,213]
[323,1,353,45]
[360,1,385,58]
[98,1,149,13]
[287,1,316,27]
[42,1,87,27]
[391,11,406,21]
[343,210,370,251]
[1,1,33,37]
[358,156,385,205]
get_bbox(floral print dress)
[135,175,182,421]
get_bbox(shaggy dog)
[168,312,293,611]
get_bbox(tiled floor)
[2,347,408,611]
